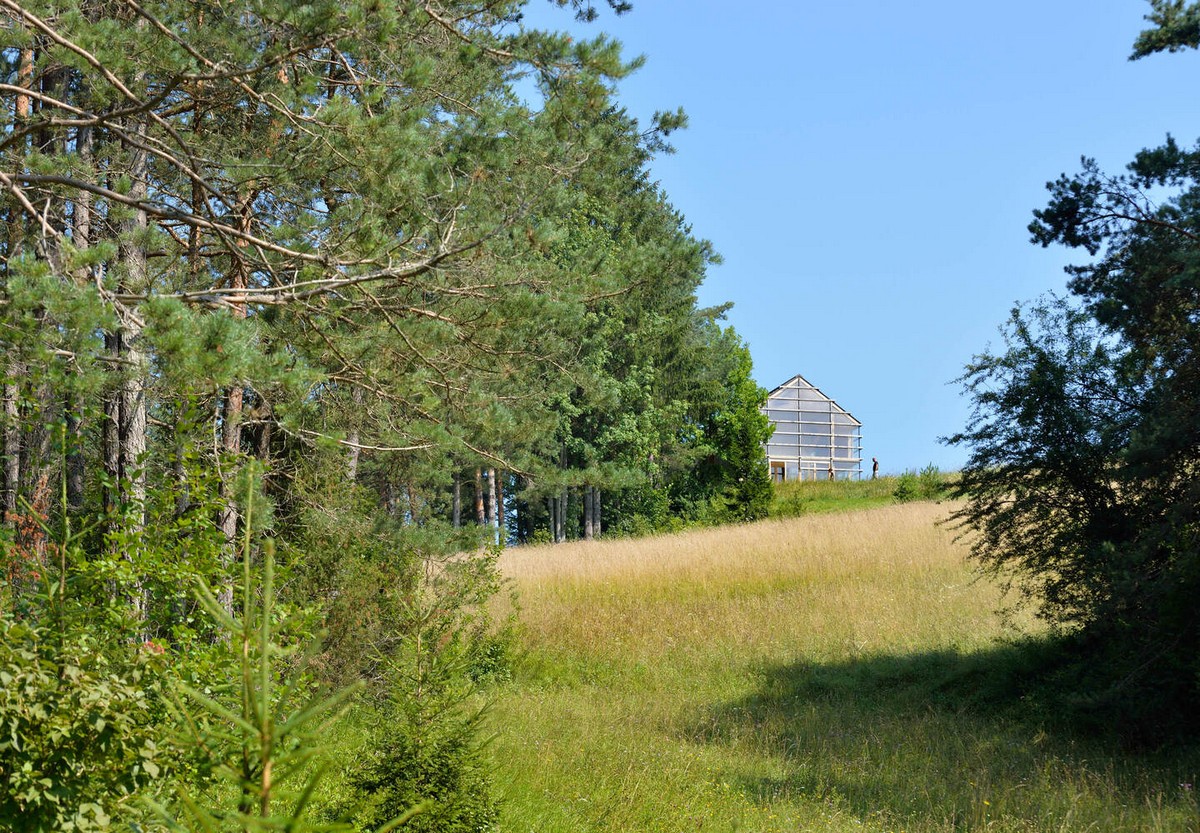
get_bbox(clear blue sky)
[521,1,1200,473]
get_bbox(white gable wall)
[762,375,862,481]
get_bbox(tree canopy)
[0,0,773,826]
[948,1,1200,735]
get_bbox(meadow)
[486,498,1200,832]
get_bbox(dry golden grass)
[498,502,1020,665]
[501,502,961,587]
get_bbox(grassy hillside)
[486,502,1200,832]
[767,476,903,516]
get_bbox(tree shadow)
[684,642,1200,829]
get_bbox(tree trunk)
[557,487,568,543]
[66,400,85,511]
[2,47,33,523]
[217,185,253,614]
[496,470,505,541]
[474,467,485,525]
[118,146,149,511]
[583,484,594,540]
[594,487,601,537]
[452,475,461,528]
[346,385,363,481]
[256,412,272,463]
[15,47,33,123]
[217,383,242,614]
[2,382,17,519]
[119,340,146,515]
[102,333,121,516]
[64,122,93,516]
[487,467,499,545]
[117,118,150,622]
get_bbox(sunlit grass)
[487,501,1200,832]
[769,475,902,516]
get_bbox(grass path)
[486,502,1200,832]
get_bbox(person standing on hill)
[872,457,879,479]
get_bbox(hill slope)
[486,503,1200,832]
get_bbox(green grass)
[485,502,1200,833]
[768,475,907,516]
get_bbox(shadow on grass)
[687,641,1200,830]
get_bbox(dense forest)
[0,0,771,829]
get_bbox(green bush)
[0,616,165,832]
[338,692,499,833]
[917,464,944,499]
[894,465,944,502]
[772,488,808,518]
[893,472,920,502]
[333,548,508,832]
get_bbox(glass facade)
[762,374,862,480]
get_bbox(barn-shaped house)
[762,374,862,481]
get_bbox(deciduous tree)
[948,1,1200,732]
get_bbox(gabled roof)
[765,373,861,427]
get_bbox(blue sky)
[521,1,1200,473]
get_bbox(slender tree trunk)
[346,385,363,481]
[583,485,592,540]
[593,487,600,537]
[474,467,485,525]
[1,383,17,519]
[487,467,499,545]
[256,412,272,462]
[102,333,121,516]
[5,40,43,565]
[345,431,360,481]
[557,487,568,543]
[217,383,243,613]
[15,47,33,120]
[217,186,253,614]
[64,122,93,516]
[73,121,93,254]
[66,400,85,511]
[496,470,505,542]
[118,116,150,623]
[119,341,147,514]
[3,47,34,523]
[118,149,149,510]
[452,475,461,528]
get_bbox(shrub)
[0,616,165,832]
[918,464,944,499]
[333,548,508,832]
[893,471,920,502]
[773,488,808,518]
[893,465,944,502]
